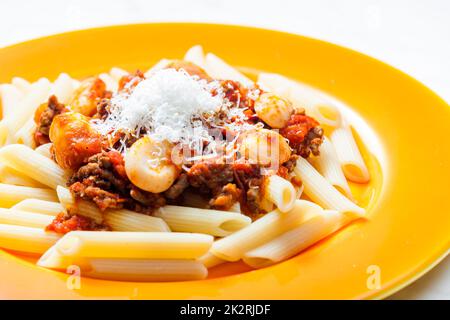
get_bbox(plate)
[0,23,449,299]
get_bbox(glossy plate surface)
[0,23,449,299]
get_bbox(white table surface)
[0,0,448,300]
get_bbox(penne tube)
[154,205,251,237]
[309,137,353,199]
[50,73,76,104]
[85,258,208,282]
[0,224,60,254]
[0,163,46,188]
[0,208,54,228]
[11,77,31,94]
[204,53,253,86]
[0,144,69,189]
[109,67,128,82]
[0,183,58,207]
[57,186,169,231]
[293,157,365,217]
[184,45,206,68]
[198,252,226,269]
[243,210,352,268]
[103,209,171,232]
[257,73,342,129]
[34,142,53,158]
[53,231,213,259]
[14,118,36,148]
[0,84,23,119]
[330,126,370,183]
[37,246,84,269]
[1,78,51,142]
[11,199,63,216]
[211,200,324,261]
[263,175,296,213]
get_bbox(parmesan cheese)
[92,68,257,157]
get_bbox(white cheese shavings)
[92,68,258,158]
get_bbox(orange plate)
[0,23,449,299]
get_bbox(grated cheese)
[92,68,258,158]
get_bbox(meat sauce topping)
[36,67,324,231]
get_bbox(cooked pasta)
[154,205,251,237]
[52,231,213,259]
[0,224,60,254]
[0,144,69,189]
[0,208,54,228]
[309,137,352,199]
[0,46,375,281]
[330,125,370,183]
[0,183,58,207]
[263,175,296,213]
[243,210,352,268]
[293,157,365,217]
[211,200,324,261]
[86,258,208,282]
[11,199,63,216]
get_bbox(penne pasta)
[53,231,213,259]
[309,137,353,199]
[243,210,352,268]
[34,142,53,159]
[211,200,324,261]
[0,183,58,207]
[154,205,251,237]
[85,258,208,282]
[11,77,31,94]
[0,224,60,254]
[257,73,342,129]
[11,199,63,216]
[184,45,206,68]
[14,118,36,148]
[0,84,23,119]
[198,252,226,269]
[330,125,370,183]
[50,73,77,104]
[103,209,171,232]
[0,144,69,189]
[1,78,51,143]
[293,157,365,217]
[204,53,253,86]
[37,246,83,269]
[263,175,296,213]
[0,208,54,228]
[57,186,170,232]
[0,163,46,188]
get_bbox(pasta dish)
[0,45,371,281]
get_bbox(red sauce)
[46,212,107,234]
[118,70,145,92]
[107,150,127,179]
[280,114,319,144]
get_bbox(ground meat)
[187,162,235,194]
[46,212,110,234]
[164,174,189,200]
[69,150,165,212]
[209,183,241,210]
[280,112,324,158]
[33,95,67,146]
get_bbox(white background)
[0,0,448,299]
